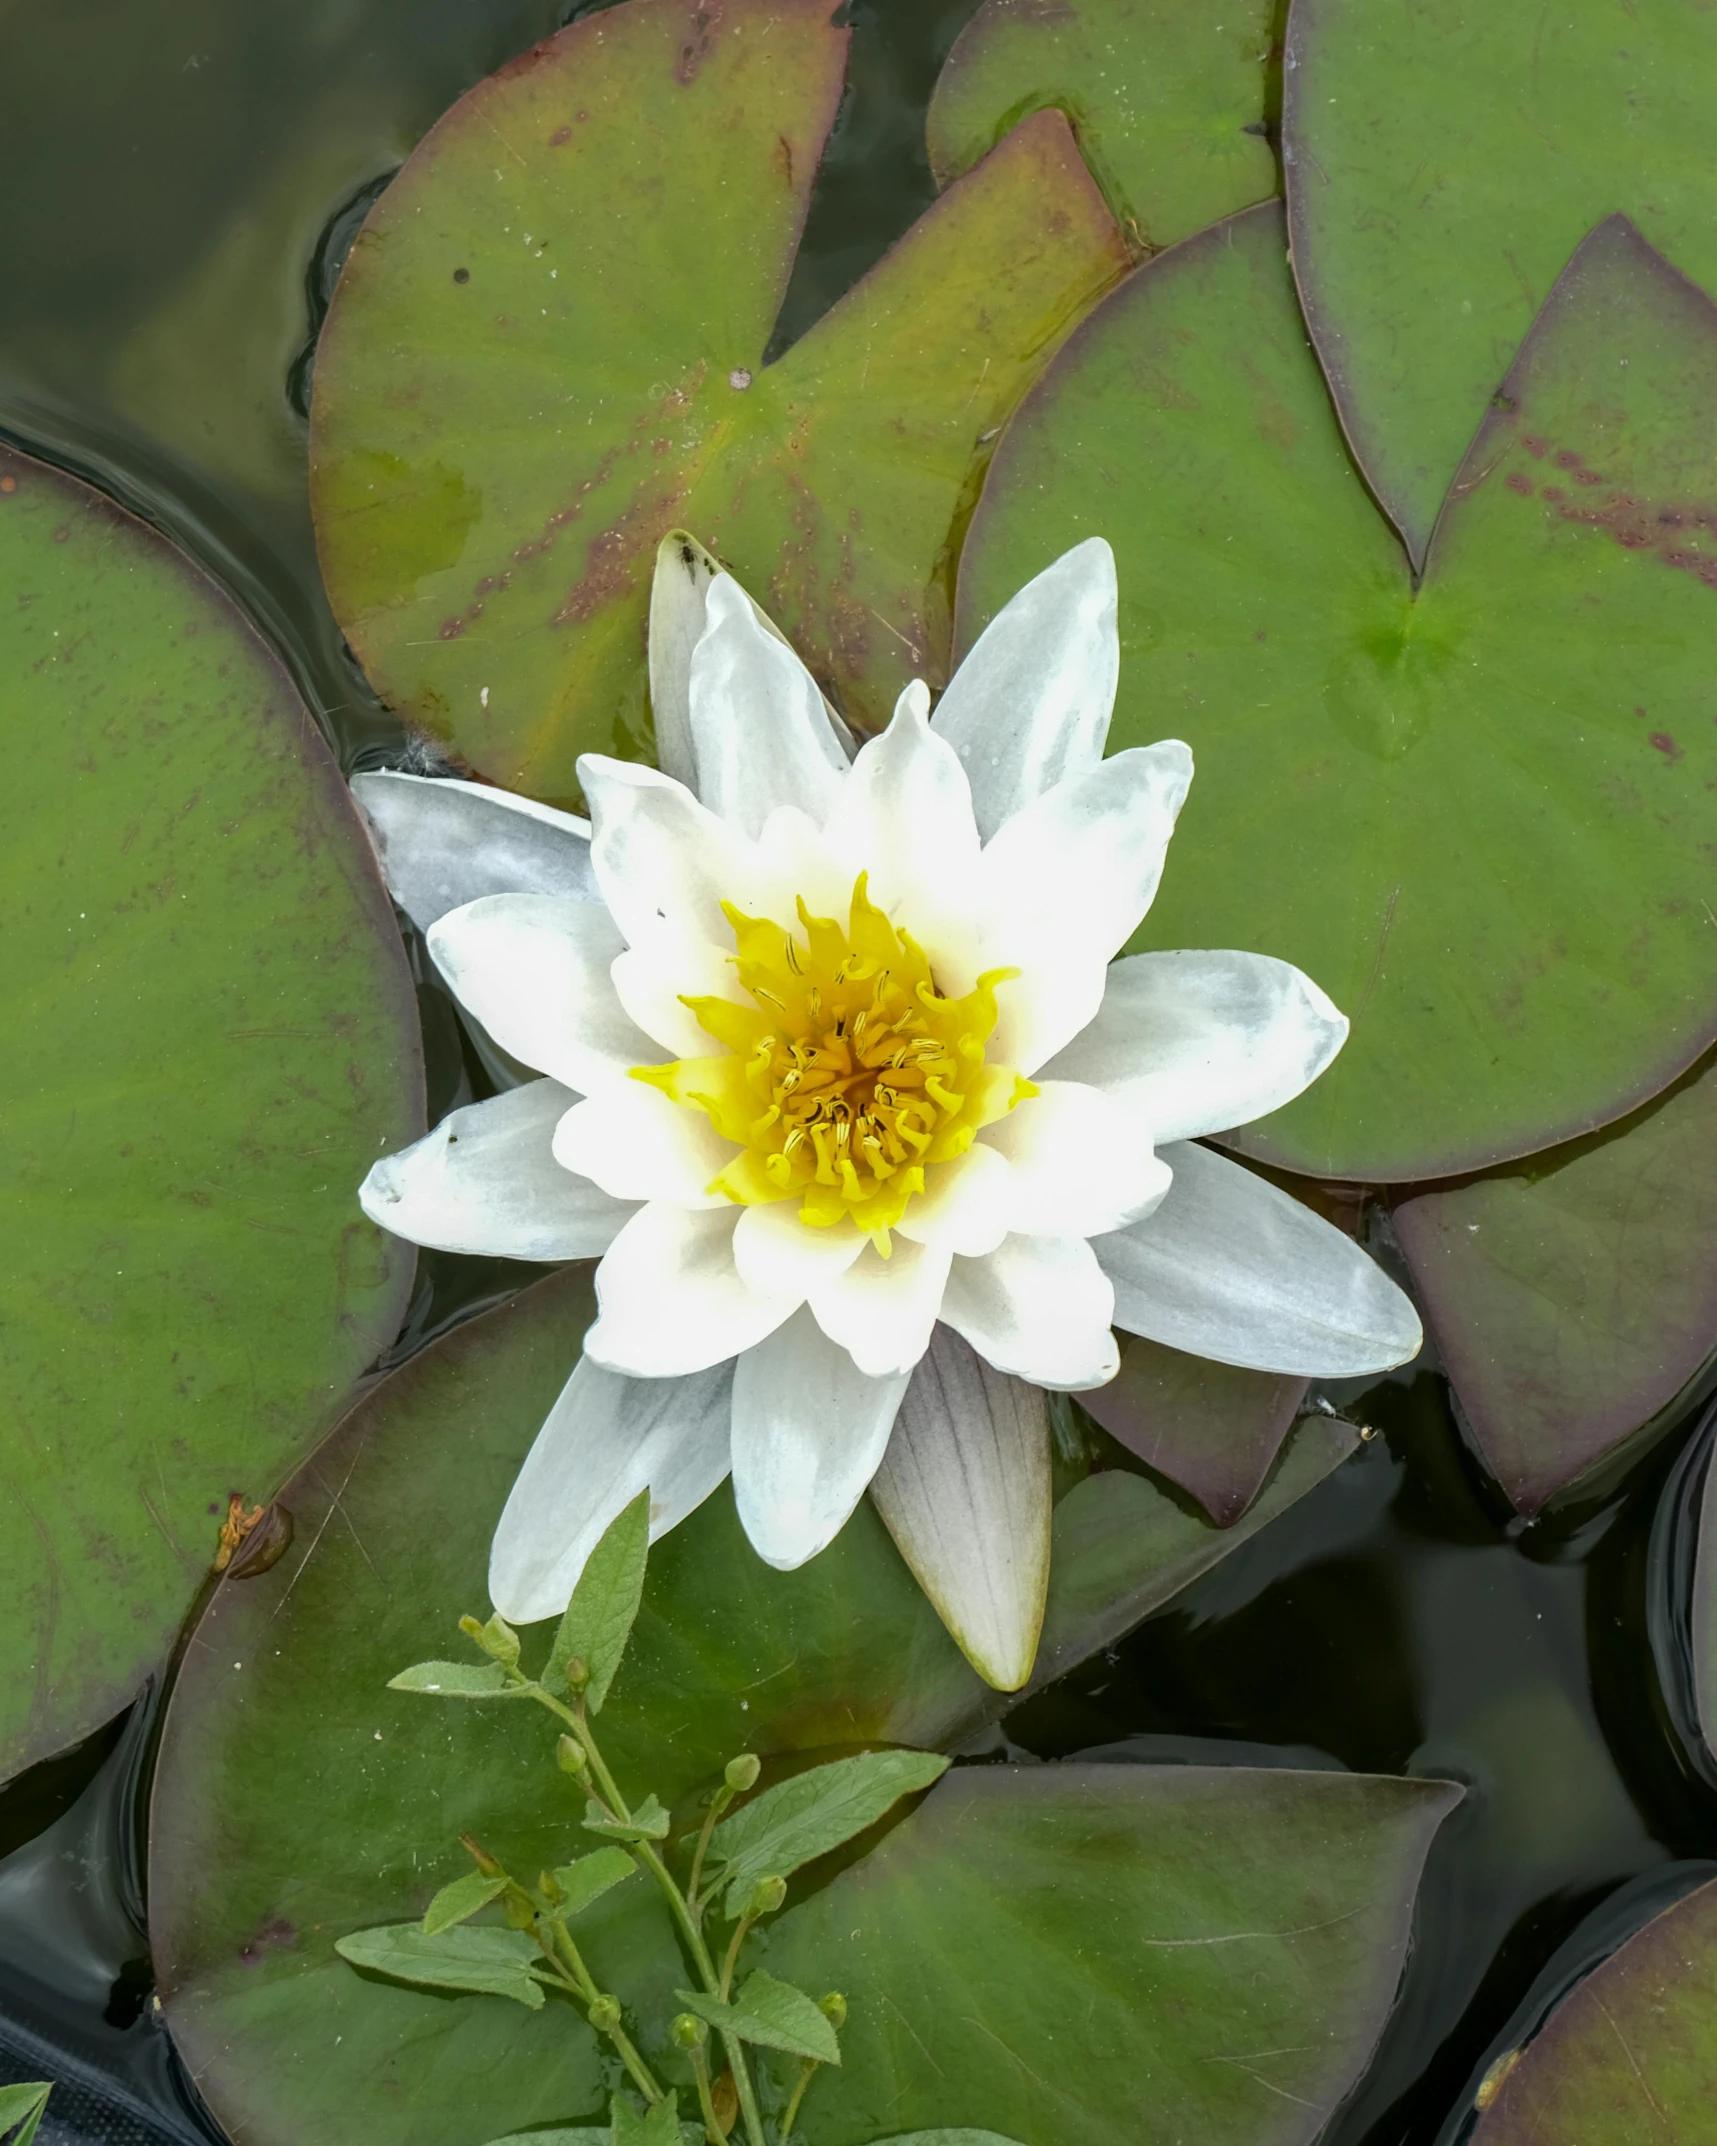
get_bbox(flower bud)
[460,1832,501,1877]
[670,2012,709,2052]
[724,1753,760,1794]
[744,1874,787,1919]
[563,1653,591,1694]
[587,1994,622,2033]
[818,1992,847,2030]
[460,1611,520,1665]
[556,1733,588,1776]
[502,1890,535,1930]
[538,1869,562,1904]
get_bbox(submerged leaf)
[709,1751,948,1916]
[335,1925,546,2009]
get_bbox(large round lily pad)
[1394,1051,1717,1516]
[1284,0,1717,565]
[0,443,420,1786]
[926,0,1277,252]
[768,1764,1460,2146]
[310,0,1128,805]
[1469,1876,1717,2143]
[958,204,1717,1183]
[151,1266,1355,2146]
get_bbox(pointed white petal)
[869,1326,1051,1691]
[808,1233,952,1379]
[578,754,750,948]
[647,530,721,790]
[826,691,982,961]
[359,1082,634,1261]
[893,1141,1014,1257]
[552,1082,733,1209]
[979,741,1194,1073]
[584,1203,797,1377]
[932,538,1118,840]
[940,1233,1118,1390]
[730,1308,909,1569]
[1040,949,1350,1144]
[1096,1141,1422,1375]
[732,1202,866,1297]
[979,1080,1170,1238]
[427,894,663,1090]
[488,1356,733,1623]
[610,922,746,1059]
[689,576,848,835]
[350,771,597,932]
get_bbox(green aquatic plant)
[0,2084,52,2146]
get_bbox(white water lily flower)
[354,533,1420,1691]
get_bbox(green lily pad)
[150,1266,1353,2146]
[0,443,419,1786]
[1394,1051,1717,1516]
[958,204,1717,1183]
[1468,1876,1717,2143]
[927,0,1277,250]
[310,0,1128,805]
[767,1763,1461,2146]
[1284,0,1717,565]
[1077,1336,1307,1526]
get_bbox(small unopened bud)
[818,1992,847,2030]
[670,2011,709,2051]
[556,1733,588,1776]
[460,1611,520,1665]
[745,1874,787,1919]
[538,1869,562,1904]
[587,1994,622,2033]
[563,1653,591,1694]
[502,1890,535,1930]
[460,1832,501,1877]
[724,1753,760,1794]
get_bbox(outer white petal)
[808,1234,953,1380]
[892,1141,1014,1257]
[577,754,750,949]
[978,741,1194,1073]
[427,894,663,1090]
[932,538,1118,840]
[610,922,746,1060]
[489,1356,733,1623]
[350,771,597,932]
[689,576,847,834]
[1039,949,1350,1144]
[730,1308,909,1569]
[869,1326,1051,1691]
[940,1234,1119,1391]
[584,1203,797,1377]
[1095,1141,1422,1375]
[359,1082,635,1261]
[732,1203,866,1297]
[553,1083,733,1210]
[646,530,721,790]
[979,1081,1171,1239]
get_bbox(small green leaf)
[611,2093,682,2146]
[583,1793,669,1844]
[709,1750,947,1915]
[335,1923,545,2008]
[676,1972,840,2066]
[388,1660,521,1699]
[552,1846,638,1917]
[545,1490,651,1711]
[0,2083,51,2146]
[421,1870,509,1936]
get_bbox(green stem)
[541,1914,665,2106]
[718,1912,754,2002]
[688,2043,725,2146]
[778,2057,820,2142]
[686,1794,723,1917]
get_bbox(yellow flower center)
[634,874,1033,1250]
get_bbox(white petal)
[552,1082,733,1209]
[940,1234,1118,1391]
[730,1309,909,1569]
[893,1141,1014,1257]
[489,1356,732,1623]
[578,754,750,949]
[585,1203,797,1377]
[359,1082,635,1261]
[689,576,847,835]
[1039,949,1350,1144]
[869,1326,1051,1690]
[427,894,663,1090]
[1095,1141,1422,1375]
[979,1080,1170,1239]
[647,530,721,790]
[933,538,1118,840]
[350,771,597,933]
[732,1203,866,1297]
[808,1233,952,1379]
[978,740,1194,1073]
[610,922,746,1059]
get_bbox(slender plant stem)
[542,1915,665,2105]
[688,2043,725,2146]
[718,1912,755,2002]
[686,1795,723,1916]
[778,2057,819,2142]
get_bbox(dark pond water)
[4,4,1716,2142]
